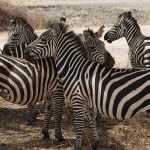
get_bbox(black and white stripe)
[26,23,150,150]
[82,29,115,68]
[2,17,39,123]
[0,55,66,143]
[104,11,150,68]
[1,24,115,145]
[2,17,38,58]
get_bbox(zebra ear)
[83,30,90,38]
[95,25,105,38]
[11,18,20,26]
[52,23,61,36]
[127,11,132,17]
[121,11,132,20]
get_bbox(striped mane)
[118,12,140,31]
[13,17,34,30]
[87,28,96,38]
[57,22,87,55]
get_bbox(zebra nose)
[104,33,112,43]
[104,33,108,40]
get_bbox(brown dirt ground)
[0,98,149,150]
[0,1,150,150]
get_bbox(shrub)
[0,1,47,31]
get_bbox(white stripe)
[124,93,150,119]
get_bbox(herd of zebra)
[0,11,149,150]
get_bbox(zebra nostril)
[104,33,108,40]
[104,33,112,43]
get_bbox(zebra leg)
[26,104,38,125]
[145,109,150,117]
[72,99,85,150]
[42,98,53,141]
[86,110,99,150]
[96,112,102,127]
[53,88,68,144]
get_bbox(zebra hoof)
[33,111,39,118]
[91,145,98,150]
[91,140,99,150]
[43,140,52,148]
[42,131,50,141]
[26,117,37,125]
[32,116,37,122]
[74,147,82,150]
[57,138,69,146]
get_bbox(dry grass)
[0,1,47,30]
[0,99,149,150]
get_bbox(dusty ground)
[0,98,150,150]
[0,1,150,150]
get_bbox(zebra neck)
[55,34,88,80]
[125,32,142,47]
[55,38,88,78]
[125,31,145,68]
[123,21,143,49]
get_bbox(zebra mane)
[87,29,96,38]
[22,19,36,35]
[118,12,140,31]
[118,11,132,19]
[13,17,36,35]
[58,22,87,54]
[129,16,138,26]
[128,17,141,32]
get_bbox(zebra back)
[0,55,58,105]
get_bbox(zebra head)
[82,27,115,68]
[3,17,38,57]
[104,11,134,43]
[25,28,55,61]
[82,26,105,51]
[7,17,37,47]
[25,22,67,61]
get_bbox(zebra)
[104,11,150,68]
[2,17,39,123]
[25,22,150,150]
[0,54,67,144]
[1,17,66,142]
[28,26,115,136]
[81,28,115,124]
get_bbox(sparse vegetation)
[0,1,47,30]
[0,99,149,150]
